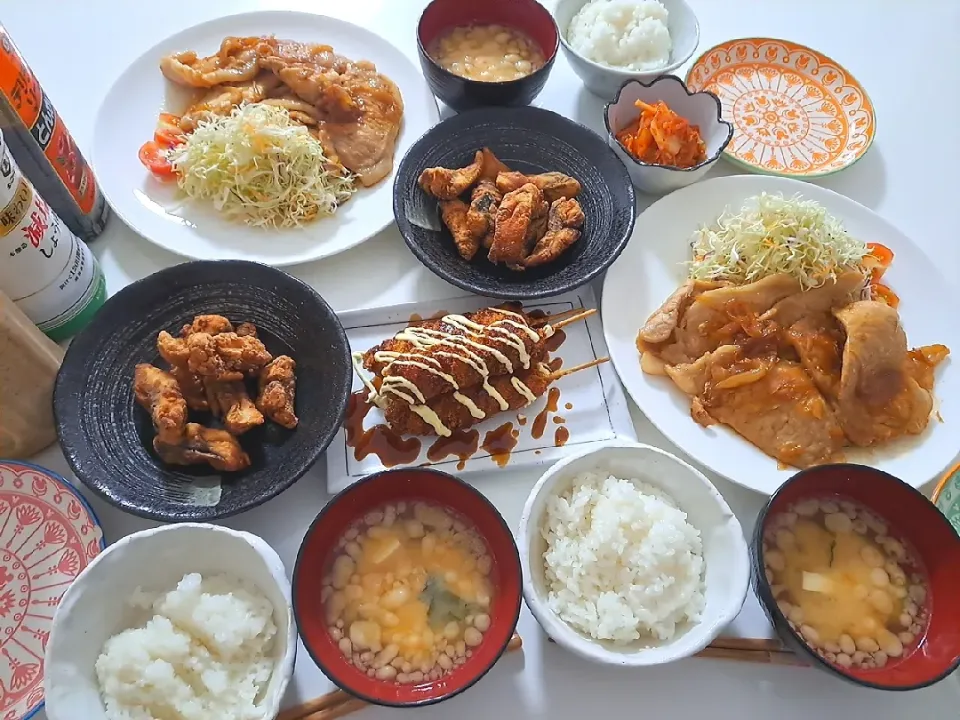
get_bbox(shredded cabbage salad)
[686,193,868,289]
[167,103,356,228]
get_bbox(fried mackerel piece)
[133,363,188,444]
[153,422,251,472]
[257,356,299,429]
[418,150,483,200]
[439,198,483,261]
[205,380,264,435]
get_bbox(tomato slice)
[138,140,176,179]
[872,282,900,308]
[154,127,186,149]
[158,112,182,128]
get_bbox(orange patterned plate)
[686,38,875,177]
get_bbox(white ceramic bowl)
[604,76,733,195]
[553,0,700,100]
[44,524,297,720]
[517,441,749,666]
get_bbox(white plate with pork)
[92,11,439,266]
[602,175,959,495]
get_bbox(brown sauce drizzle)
[408,309,449,325]
[427,428,480,471]
[516,414,527,426]
[553,416,565,424]
[547,357,563,372]
[564,402,573,411]
[344,390,422,467]
[482,422,517,467]
[543,328,566,353]
[555,426,570,447]
[531,387,561,439]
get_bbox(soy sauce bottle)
[0,26,110,242]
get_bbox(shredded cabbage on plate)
[686,193,868,289]
[167,103,356,229]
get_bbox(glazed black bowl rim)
[415,0,561,88]
[291,466,523,708]
[392,105,637,300]
[752,462,960,691]
[53,259,352,522]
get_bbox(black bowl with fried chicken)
[54,260,352,522]
[394,106,636,300]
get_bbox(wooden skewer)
[549,357,609,380]
[281,633,524,720]
[547,308,597,330]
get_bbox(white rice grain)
[567,0,673,72]
[541,472,704,643]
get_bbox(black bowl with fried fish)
[394,106,636,300]
[54,260,352,522]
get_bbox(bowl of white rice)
[43,524,297,720]
[554,0,700,99]
[517,441,749,666]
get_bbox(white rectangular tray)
[326,287,637,494]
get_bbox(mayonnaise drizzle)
[352,311,554,435]
[511,376,537,406]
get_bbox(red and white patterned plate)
[0,461,104,720]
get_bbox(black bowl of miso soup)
[416,0,559,112]
[752,463,960,690]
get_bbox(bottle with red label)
[0,26,109,243]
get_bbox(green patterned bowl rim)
[932,461,960,535]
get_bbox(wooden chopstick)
[696,645,808,667]
[544,635,806,667]
[280,633,524,720]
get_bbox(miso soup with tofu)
[322,501,495,684]
[763,496,929,670]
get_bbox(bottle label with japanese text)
[0,129,104,340]
[0,28,99,215]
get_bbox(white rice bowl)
[567,0,673,71]
[541,471,705,643]
[95,573,278,720]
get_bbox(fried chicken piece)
[185,332,272,380]
[418,150,483,200]
[478,147,511,181]
[466,180,502,251]
[496,171,581,203]
[236,322,258,338]
[440,199,484,261]
[257,356,299,429]
[157,330,192,368]
[170,365,209,412]
[153,423,251,472]
[523,198,585,267]
[487,183,543,266]
[133,364,188,444]
[205,380,264,435]
[181,315,234,337]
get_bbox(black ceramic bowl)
[394,106,636,300]
[752,464,960,691]
[54,260,353,522]
[417,0,559,112]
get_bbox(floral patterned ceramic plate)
[933,462,960,536]
[0,461,104,720]
[686,38,875,177]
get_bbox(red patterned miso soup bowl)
[293,468,522,707]
[753,464,960,690]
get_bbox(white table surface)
[8,0,960,717]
